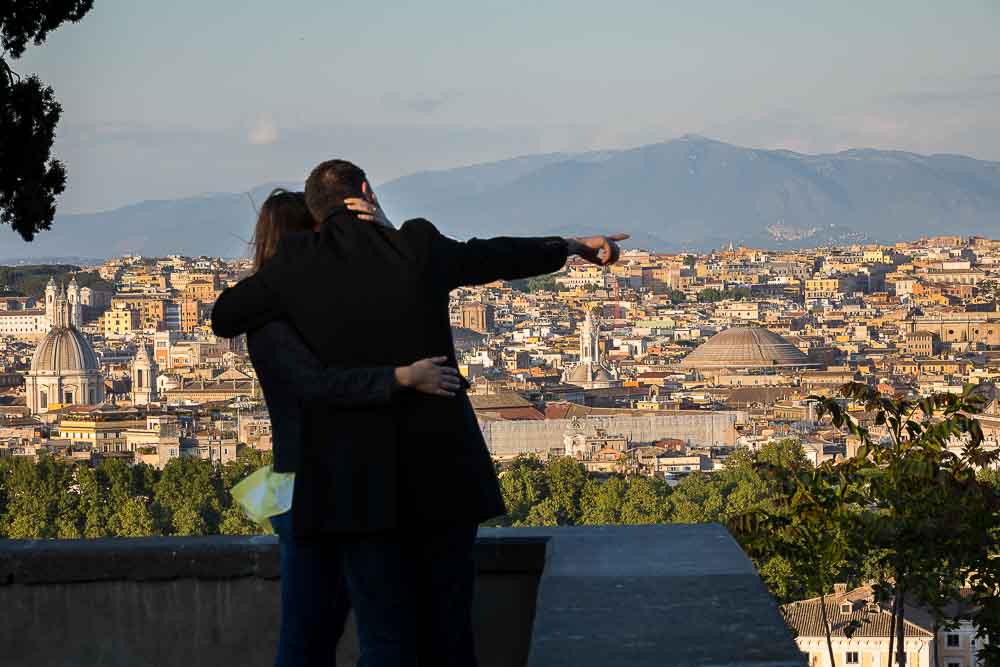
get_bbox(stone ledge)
[0,533,548,585]
[0,524,805,667]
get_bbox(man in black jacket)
[211,159,626,666]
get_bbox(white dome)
[31,327,100,373]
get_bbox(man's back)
[241,212,568,533]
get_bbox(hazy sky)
[12,0,1000,214]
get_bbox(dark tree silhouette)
[1,1,93,241]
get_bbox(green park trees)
[0,449,273,539]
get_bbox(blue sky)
[13,0,1000,214]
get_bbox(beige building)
[909,315,1000,346]
[784,585,983,667]
[103,306,140,338]
[58,405,146,453]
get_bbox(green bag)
[230,465,295,534]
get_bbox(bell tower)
[131,345,158,406]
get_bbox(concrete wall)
[0,526,804,667]
[480,412,742,456]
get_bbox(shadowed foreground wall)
[0,525,805,667]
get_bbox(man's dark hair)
[304,159,367,222]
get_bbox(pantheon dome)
[679,327,813,370]
[24,283,104,413]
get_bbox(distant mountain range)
[7,136,1000,259]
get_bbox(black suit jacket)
[212,214,567,534]
[246,321,399,474]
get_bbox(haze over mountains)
[5,136,1000,260]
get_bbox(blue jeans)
[340,523,479,667]
[271,511,352,667]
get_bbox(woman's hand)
[394,357,463,397]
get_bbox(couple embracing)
[211,158,626,666]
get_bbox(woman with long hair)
[245,189,460,666]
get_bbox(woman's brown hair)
[252,189,314,270]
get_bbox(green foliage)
[669,472,726,523]
[1,2,94,241]
[0,455,75,538]
[111,497,157,537]
[0,448,271,539]
[510,274,559,293]
[153,457,226,536]
[489,455,549,526]
[697,287,751,303]
[667,289,687,304]
[492,455,672,527]
[543,457,588,524]
[730,384,1000,667]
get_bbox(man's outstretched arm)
[402,218,627,289]
[343,198,627,288]
[210,272,285,338]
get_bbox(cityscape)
[3,2,1000,666]
[1,235,999,664]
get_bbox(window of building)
[845,652,859,665]
[947,634,960,648]
[947,662,961,667]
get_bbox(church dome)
[31,327,100,373]
[679,327,813,370]
[566,362,596,383]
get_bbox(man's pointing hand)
[567,233,629,266]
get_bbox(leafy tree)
[111,496,157,537]
[756,439,808,470]
[697,288,723,303]
[669,473,725,523]
[1,455,74,539]
[509,274,560,293]
[153,457,225,536]
[619,476,671,524]
[488,454,549,526]
[218,504,262,536]
[579,477,627,525]
[732,383,1000,667]
[732,458,865,667]
[667,289,687,304]
[171,504,209,536]
[1,1,94,240]
[717,449,773,517]
[522,497,560,526]
[77,465,111,538]
[220,448,272,491]
[543,456,588,525]
[977,467,1000,489]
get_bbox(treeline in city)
[0,265,112,298]
[0,449,269,539]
